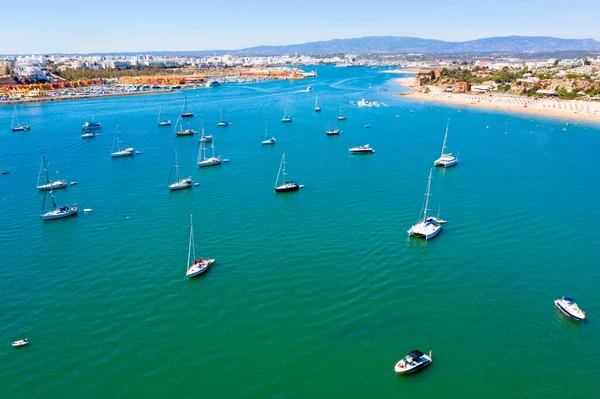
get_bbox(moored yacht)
[110,123,135,158]
[261,122,276,145]
[81,130,97,139]
[555,296,586,321]
[217,108,229,127]
[40,189,78,221]
[174,118,196,136]
[168,150,192,190]
[186,215,215,278]
[337,103,347,120]
[408,169,442,240]
[11,105,30,131]
[314,95,321,112]
[180,96,194,117]
[434,121,458,168]
[197,136,222,167]
[274,152,302,192]
[348,144,374,153]
[36,157,67,191]
[394,350,432,374]
[81,120,101,130]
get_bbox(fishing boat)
[36,157,67,191]
[326,121,340,136]
[40,188,78,221]
[274,152,302,192]
[217,108,229,127]
[348,144,374,153]
[174,117,196,136]
[408,169,442,240]
[281,107,292,123]
[180,96,194,118]
[555,296,586,321]
[314,95,321,112]
[10,105,30,131]
[11,339,28,348]
[168,150,192,190]
[186,215,215,278]
[434,121,458,168]
[81,120,101,130]
[197,136,222,167]
[337,103,347,121]
[110,123,135,158]
[81,130,97,139]
[261,122,276,145]
[157,106,172,126]
[394,350,432,374]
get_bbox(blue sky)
[4,0,599,54]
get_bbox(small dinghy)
[12,338,28,347]
[555,296,586,321]
[395,349,432,374]
[1,171,9,175]
[84,208,93,213]
[70,181,77,186]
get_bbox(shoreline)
[393,77,600,123]
[0,89,176,106]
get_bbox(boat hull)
[158,121,172,126]
[37,181,68,191]
[395,356,432,374]
[275,184,300,192]
[198,159,222,167]
[555,300,585,320]
[11,126,30,132]
[186,259,215,278]
[169,179,193,190]
[217,122,229,127]
[111,151,134,158]
[41,208,78,220]
[408,223,442,240]
[181,113,194,118]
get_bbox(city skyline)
[3,0,599,54]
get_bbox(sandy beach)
[394,77,600,123]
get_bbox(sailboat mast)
[422,169,433,222]
[158,106,162,124]
[265,121,268,139]
[275,152,285,188]
[441,121,449,156]
[175,150,180,181]
[187,215,194,270]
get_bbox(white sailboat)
[434,121,458,168]
[198,123,213,143]
[326,121,340,135]
[407,169,442,240]
[337,102,347,120]
[168,150,192,190]
[157,106,172,126]
[39,165,77,221]
[281,107,292,123]
[186,215,215,278]
[274,152,302,192]
[314,95,321,112]
[261,122,276,145]
[180,96,194,118]
[174,116,195,136]
[36,156,67,191]
[217,108,229,127]
[110,123,135,158]
[11,105,30,131]
[197,136,222,167]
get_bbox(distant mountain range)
[232,36,600,56]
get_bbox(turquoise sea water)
[1,67,600,398]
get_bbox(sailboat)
[168,150,192,190]
[261,121,276,145]
[157,106,172,126]
[217,108,229,127]
[197,136,222,167]
[326,121,340,135]
[110,123,135,158]
[39,165,77,221]
[314,95,322,112]
[10,105,30,131]
[81,118,101,130]
[407,169,442,240]
[281,107,292,123]
[433,121,458,168]
[198,123,213,143]
[337,102,347,120]
[185,215,215,278]
[274,151,302,192]
[36,157,67,191]
[174,116,196,136]
[180,96,194,118]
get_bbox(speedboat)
[555,296,586,321]
[305,86,312,92]
[41,205,78,220]
[394,349,432,374]
[281,116,292,123]
[262,137,276,145]
[186,258,215,278]
[349,144,374,153]
[111,147,135,157]
[81,131,96,139]
[205,80,221,88]
[169,177,193,191]
[11,339,28,348]
[326,129,341,136]
[82,121,101,130]
[199,135,213,143]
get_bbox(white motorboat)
[168,150,193,190]
[11,105,30,131]
[555,296,586,321]
[81,131,97,139]
[81,120,101,130]
[197,136,222,167]
[337,103,347,120]
[394,349,432,374]
[314,95,321,112]
[261,122,276,145]
[157,106,172,126]
[274,152,302,192]
[217,108,229,127]
[434,121,458,168]
[305,86,312,92]
[11,339,28,348]
[408,169,442,240]
[36,157,67,191]
[349,144,374,153]
[186,215,215,278]
[110,123,135,158]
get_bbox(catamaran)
[314,95,321,112]
[185,215,215,278]
[168,150,192,190]
[337,103,347,121]
[261,122,276,145]
[10,105,30,131]
[180,96,194,118]
[274,152,302,192]
[197,136,222,167]
[434,121,458,168]
[110,123,135,158]
[217,108,229,127]
[36,157,67,191]
[157,106,172,126]
[408,169,442,240]
[281,107,292,123]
